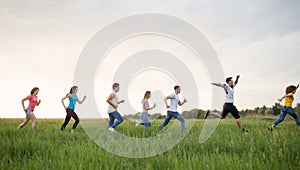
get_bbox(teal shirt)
[67,94,78,110]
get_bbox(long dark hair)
[68,86,78,95]
[286,85,297,94]
[30,87,39,95]
[142,91,151,103]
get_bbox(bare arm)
[21,97,28,112]
[36,99,41,106]
[117,100,125,104]
[77,95,86,104]
[211,83,225,88]
[234,75,240,86]
[61,94,71,109]
[278,93,293,102]
[106,93,118,109]
[164,96,171,108]
[278,95,286,102]
[178,98,187,106]
[145,102,156,111]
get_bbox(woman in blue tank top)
[136,91,156,130]
[61,86,86,133]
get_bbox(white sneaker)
[136,121,140,127]
[108,127,115,132]
[71,129,75,133]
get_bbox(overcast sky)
[1,0,300,118]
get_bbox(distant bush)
[265,108,273,115]
[183,108,210,119]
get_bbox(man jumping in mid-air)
[205,75,248,132]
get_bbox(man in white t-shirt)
[205,75,248,132]
[106,83,125,132]
[158,85,187,133]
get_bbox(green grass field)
[0,119,299,170]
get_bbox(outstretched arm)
[211,83,225,88]
[278,95,286,102]
[278,93,293,102]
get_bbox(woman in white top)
[136,91,156,130]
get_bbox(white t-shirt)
[168,93,180,112]
[224,84,235,103]
[107,91,118,113]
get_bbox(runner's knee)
[32,117,37,123]
[178,115,185,122]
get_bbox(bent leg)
[235,118,242,130]
[221,104,230,119]
[18,116,30,129]
[144,122,151,130]
[28,113,37,131]
[228,105,243,130]
[108,113,115,129]
[61,114,71,131]
[158,112,173,131]
[141,112,150,130]
[273,109,287,127]
[111,111,124,128]
[286,108,300,127]
[175,112,185,132]
[68,110,80,130]
[209,111,223,119]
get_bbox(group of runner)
[18,75,300,133]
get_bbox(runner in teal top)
[68,93,78,110]
[61,86,86,133]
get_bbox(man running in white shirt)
[158,85,187,133]
[106,83,125,132]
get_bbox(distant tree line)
[240,103,300,116]
[124,103,300,120]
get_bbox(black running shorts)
[221,103,240,119]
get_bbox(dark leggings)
[61,108,80,130]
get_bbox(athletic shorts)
[26,109,33,114]
[221,103,240,119]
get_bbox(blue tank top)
[67,94,78,110]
